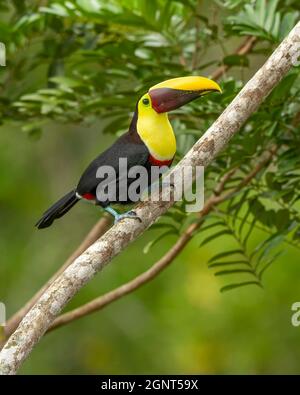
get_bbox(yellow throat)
[136,95,176,161]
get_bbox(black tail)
[36,189,79,229]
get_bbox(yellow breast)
[136,110,176,161]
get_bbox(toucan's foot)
[115,210,142,224]
[104,206,142,224]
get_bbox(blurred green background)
[0,0,300,374]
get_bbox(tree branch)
[1,22,299,374]
[2,215,112,344]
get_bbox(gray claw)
[114,210,142,224]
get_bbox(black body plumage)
[35,112,160,229]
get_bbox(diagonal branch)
[2,215,112,343]
[1,22,299,375]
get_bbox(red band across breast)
[82,193,96,200]
[148,155,173,167]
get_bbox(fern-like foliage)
[199,206,285,292]
[225,0,299,42]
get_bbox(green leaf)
[208,249,244,263]
[225,0,283,42]
[275,209,290,231]
[244,4,257,23]
[238,205,251,237]
[19,93,46,102]
[159,0,173,28]
[150,223,179,231]
[223,54,249,67]
[199,221,226,232]
[214,268,254,276]
[258,251,283,279]
[50,76,82,88]
[215,0,245,9]
[220,281,262,293]
[279,12,299,40]
[39,4,69,17]
[143,229,177,254]
[209,260,250,268]
[140,0,157,23]
[76,0,102,13]
[257,0,266,26]
[268,73,298,104]
[253,233,284,268]
[199,230,233,247]
[13,13,42,32]
[264,0,278,31]
[272,12,281,39]
[242,217,256,247]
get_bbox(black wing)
[76,132,149,203]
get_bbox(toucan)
[36,76,221,229]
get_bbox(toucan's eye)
[142,98,150,106]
